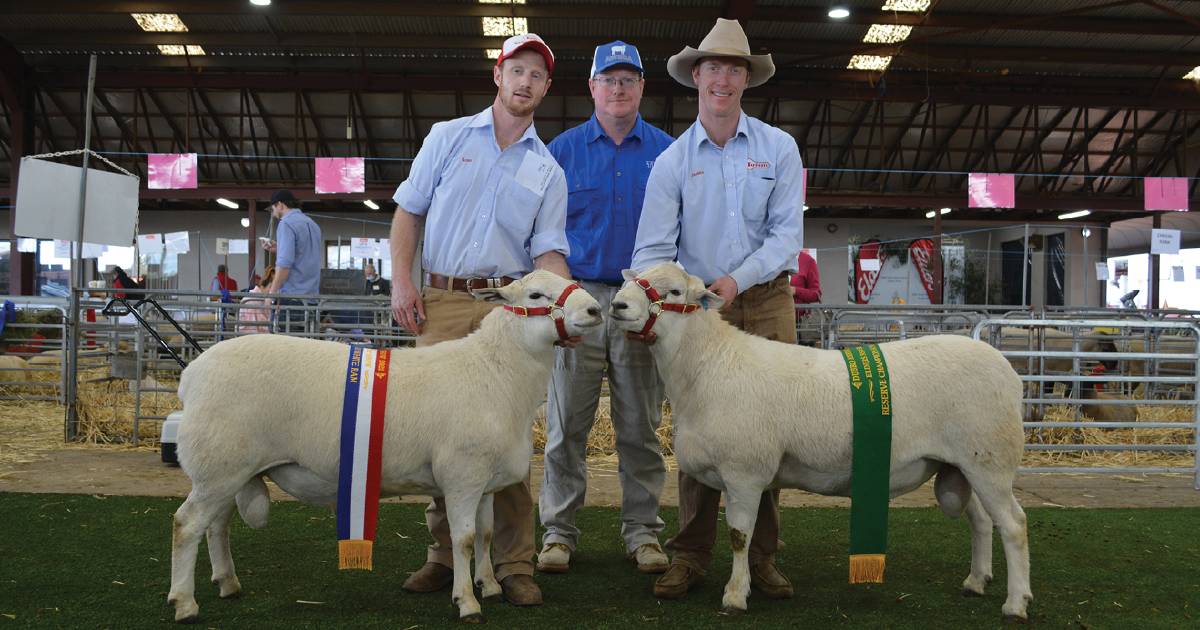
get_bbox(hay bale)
[0,355,30,384]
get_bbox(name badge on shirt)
[515,151,555,197]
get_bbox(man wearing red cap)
[388,32,570,606]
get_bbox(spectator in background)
[238,267,275,334]
[262,189,323,332]
[211,264,239,294]
[790,250,821,316]
[109,266,140,300]
[364,262,390,296]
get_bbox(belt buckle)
[464,276,483,292]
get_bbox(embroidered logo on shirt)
[747,160,770,170]
[461,156,474,164]
[690,170,704,178]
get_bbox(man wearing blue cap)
[536,40,676,576]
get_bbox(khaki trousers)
[417,287,535,580]
[667,275,798,571]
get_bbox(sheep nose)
[586,306,601,318]
[612,301,628,310]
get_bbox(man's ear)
[472,283,516,303]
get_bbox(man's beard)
[499,87,539,117]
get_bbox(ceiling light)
[217,198,239,209]
[240,217,251,227]
[363,200,380,210]
[250,0,272,6]
[157,45,206,56]
[482,16,528,37]
[1058,210,1092,220]
[479,0,526,4]
[1184,66,1200,80]
[881,0,931,11]
[862,24,913,44]
[485,49,502,59]
[828,7,850,19]
[131,13,188,32]
[924,208,952,219]
[848,54,892,71]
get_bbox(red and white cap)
[496,33,555,74]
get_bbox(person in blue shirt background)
[632,18,805,602]
[536,41,676,577]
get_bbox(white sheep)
[168,270,602,623]
[609,263,1032,620]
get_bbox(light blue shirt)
[275,208,323,296]
[632,112,805,293]
[393,106,569,279]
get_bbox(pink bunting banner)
[147,153,198,190]
[1144,177,1189,212]
[316,157,366,194]
[968,173,1015,209]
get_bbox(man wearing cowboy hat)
[388,31,572,606]
[632,18,805,601]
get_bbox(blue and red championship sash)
[336,346,391,570]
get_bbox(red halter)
[503,282,581,341]
[634,277,701,337]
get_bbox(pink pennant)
[315,157,366,194]
[968,173,1015,209]
[147,153,198,189]
[1144,177,1189,212]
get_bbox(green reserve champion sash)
[841,343,893,584]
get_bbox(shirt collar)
[586,113,644,144]
[472,106,541,146]
[692,111,749,148]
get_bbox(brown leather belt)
[424,272,516,293]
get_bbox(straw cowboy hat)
[667,18,775,89]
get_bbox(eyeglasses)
[592,75,641,88]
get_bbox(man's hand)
[261,238,277,253]
[707,275,739,309]
[391,279,425,335]
[625,330,658,345]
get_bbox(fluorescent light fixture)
[1058,210,1092,220]
[881,0,931,11]
[250,0,272,6]
[240,217,251,227]
[217,198,239,209]
[848,54,892,71]
[485,49,502,59]
[1184,66,1200,80]
[479,0,526,3]
[363,200,380,210]
[1082,227,1091,238]
[828,7,850,19]
[157,45,206,56]
[924,208,952,219]
[862,24,913,44]
[482,16,528,37]
[131,13,188,32]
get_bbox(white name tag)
[515,151,555,197]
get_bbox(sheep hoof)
[214,576,242,598]
[719,606,746,616]
[460,613,486,624]
[961,586,985,598]
[169,596,200,623]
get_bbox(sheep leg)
[169,492,228,623]
[445,492,484,622]
[961,492,994,596]
[970,481,1033,620]
[720,483,763,614]
[473,493,501,601]
[205,501,242,598]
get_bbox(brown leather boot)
[401,562,453,593]
[500,574,543,606]
[653,562,704,600]
[750,562,793,599]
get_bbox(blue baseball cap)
[590,40,644,77]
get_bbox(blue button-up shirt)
[275,208,323,295]
[632,112,805,293]
[393,107,569,279]
[548,114,675,283]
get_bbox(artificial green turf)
[0,492,1196,628]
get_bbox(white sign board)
[137,233,164,256]
[1151,228,1181,255]
[165,231,190,254]
[1172,266,1185,282]
[16,238,37,253]
[1095,262,1109,281]
[215,238,230,256]
[350,237,378,258]
[228,239,249,255]
[859,257,881,272]
[14,157,139,247]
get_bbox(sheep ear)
[621,269,639,281]
[698,290,724,310]
[686,274,723,310]
[471,283,516,303]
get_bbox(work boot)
[536,543,571,574]
[630,543,669,574]
[653,562,704,599]
[750,561,793,599]
[500,574,543,606]
[401,562,453,593]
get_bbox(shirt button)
[616,171,622,177]
[617,197,623,203]
[729,211,735,216]
[473,242,479,248]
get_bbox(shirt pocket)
[496,180,542,238]
[567,182,598,223]
[742,176,775,225]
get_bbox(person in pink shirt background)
[790,249,821,316]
